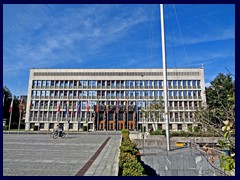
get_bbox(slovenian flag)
[57,101,61,113]
[86,100,90,112]
[96,101,99,113]
[19,98,23,113]
[106,99,108,113]
[9,99,13,113]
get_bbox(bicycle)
[52,131,66,139]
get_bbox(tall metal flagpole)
[18,98,22,134]
[160,4,170,151]
[8,98,13,134]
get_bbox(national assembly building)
[25,68,206,132]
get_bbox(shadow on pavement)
[140,159,159,176]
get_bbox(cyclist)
[58,124,63,137]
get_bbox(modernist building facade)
[25,68,206,131]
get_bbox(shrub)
[82,126,87,131]
[3,125,8,131]
[150,129,165,135]
[122,129,129,135]
[119,130,146,176]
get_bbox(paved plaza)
[3,133,121,176]
[139,146,223,176]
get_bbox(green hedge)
[150,129,221,137]
[82,126,87,131]
[119,130,146,176]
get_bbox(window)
[41,91,45,97]
[159,90,163,96]
[178,80,181,87]
[173,80,177,87]
[42,81,46,87]
[37,81,41,87]
[136,90,140,96]
[111,81,115,86]
[183,80,187,87]
[168,80,172,86]
[187,80,191,86]
[69,81,73,88]
[159,80,163,86]
[136,80,140,87]
[37,91,41,96]
[46,81,50,87]
[177,124,182,130]
[129,91,134,96]
[33,81,37,87]
[32,90,36,96]
[168,90,173,97]
[116,81,120,87]
[130,80,134,87]
[60,81,64,87]
[154,80,159,87]
[149,90,153,96]
[183,90,187,96]
[149,80,153,87]
[79,80,83,86]
[192,80,196,86]
[56,81,59,87]
[145,80,149,86]
[178,91,183,97]
[174,91,177,97]
[145,91,149,97]
[126,81,130,87]
[197,80,201,86]
[83,80,87,87]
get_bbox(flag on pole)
[65,103,68,115]
[106,99,109,113]
[3,94,5,106]
[38,100,41,112]
[9,99,13,113]
[96,100,99,113]
[116,99,119,114]
[19,98,23,112]
[77,100,81,114]
[86,100,90,112]
[47,99,51,111]
[29,98,32,109]
[67,99,70,113]
[71,103,74,115]
[57,101,60,113]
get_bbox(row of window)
[29,122,198,131]
[30,100,202,109]
[32,80,201,88]
[32,90,201,97]
[29,111,195,119]
[33,71,200,77]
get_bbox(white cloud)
[205,82,211,87]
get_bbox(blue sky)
[3,4,235,96]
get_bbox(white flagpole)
[160,4,170,151]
